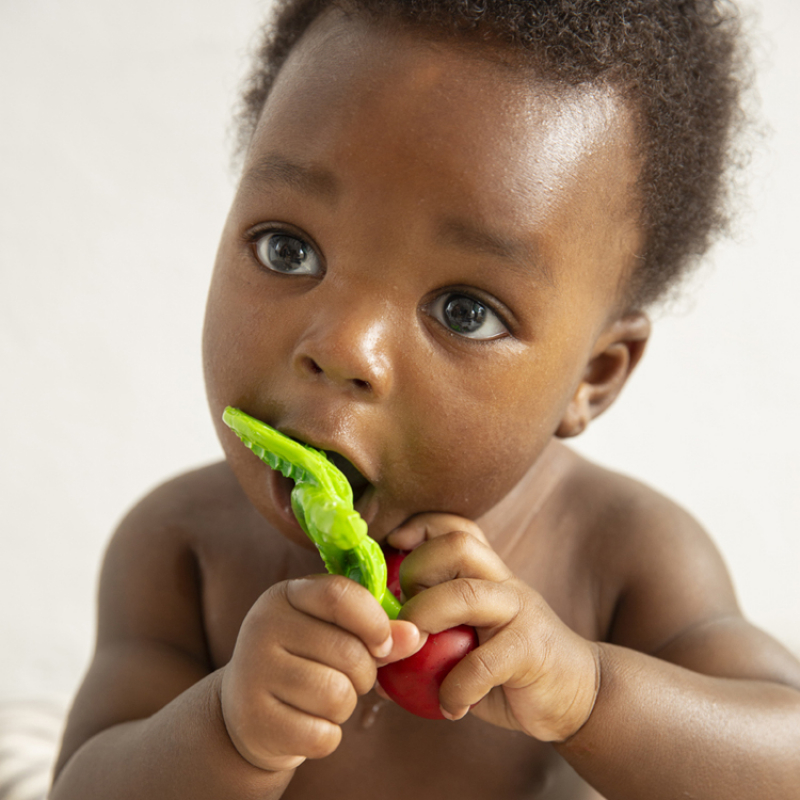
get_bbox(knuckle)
[350,668,377,698]
[349,655,378,696]
[335,633,367,670]
[323,575,352,603]
[321,634,375,696]
[302,719,342,760]
[500,621,532,659]
[321,669,356,710]
[468,645,501,683]
[321,574,355,607]
[446,528,474,550]
[440,652,489,707]
[266,580,292,610]
[340,646,376,694]
[443,529,482,563]
[455,577,483,610]
[445,518,486,544]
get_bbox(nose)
[292,306,394,399]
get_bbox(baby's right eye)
[253,232,322,276]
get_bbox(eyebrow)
[241,153,552,285]
[437,217,554,286]
[240,153,341,204]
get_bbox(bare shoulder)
[110,458,260,549]
[557,445,729,611]
[99,461,261,640]
[97,459,311,663]
[554,444,800,686]
[56,461,293,775]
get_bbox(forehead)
[242,10,642,302]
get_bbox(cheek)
[391,352,572,518]
[203,258,289,409]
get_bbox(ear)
[556,311,650,438]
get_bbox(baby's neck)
[478,439,574,562]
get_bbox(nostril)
[302,356,323,375]
[296,354,377,392]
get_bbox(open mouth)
[323,450,371,504]
[265,437,371,503]
[267,446,373,534]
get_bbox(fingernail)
[374,634,393,658]
[440,705,468,721]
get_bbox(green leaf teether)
[222,407,402,619]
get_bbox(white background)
[1,0,798,707]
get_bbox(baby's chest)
[282,693,589,800]
[193,541,604,799]
[199,529,606,672]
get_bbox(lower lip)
[354,484,379,525]
[267,468,304,532]
[267,466,381,537]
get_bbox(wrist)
[217,667,306,774]
[508,635,602,743]
[553,641,602,744]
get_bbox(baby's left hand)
[386,514,600,742]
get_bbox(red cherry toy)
[377,547,478,720]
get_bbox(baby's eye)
[254,232,322,276]
[430,293,508,340]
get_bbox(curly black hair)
[234,0,748,308]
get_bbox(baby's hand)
[387,515,599,742]
[220,575,419,772]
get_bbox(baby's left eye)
[429,293,508,340]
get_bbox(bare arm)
[555,493,800,798]
[387,497,800,799]
[557,631,800,799]
[52,665,294,800]
[50,482,295,800]
[51,471,417,800]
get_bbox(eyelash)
[245,224,324,267]
[427,289,512,341]
[244,223,295,242]
[243,225,514,340]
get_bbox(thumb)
[374,620,426,666]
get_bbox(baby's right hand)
[220,574,419,772]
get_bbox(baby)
[50,1,800,798]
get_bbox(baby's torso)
[282,703,592,800]
[185,452,614,799]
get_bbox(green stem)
[380,588,402,620]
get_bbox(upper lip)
[277,424,374,494]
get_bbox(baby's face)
[203,11,642,546]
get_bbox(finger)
[440,628,600,741]
[270,651,359,724]
[438,626,537,719]
[276,613,378,696]
[374,619,424,666]
[254,694,344,763]
[387,512,491,551]
[221,684,341,770]
[398,531,512,599]
[285,575,393,658]
[400,576,522,634]
[281,616,423,685]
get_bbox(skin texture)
[51,11,800,800]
